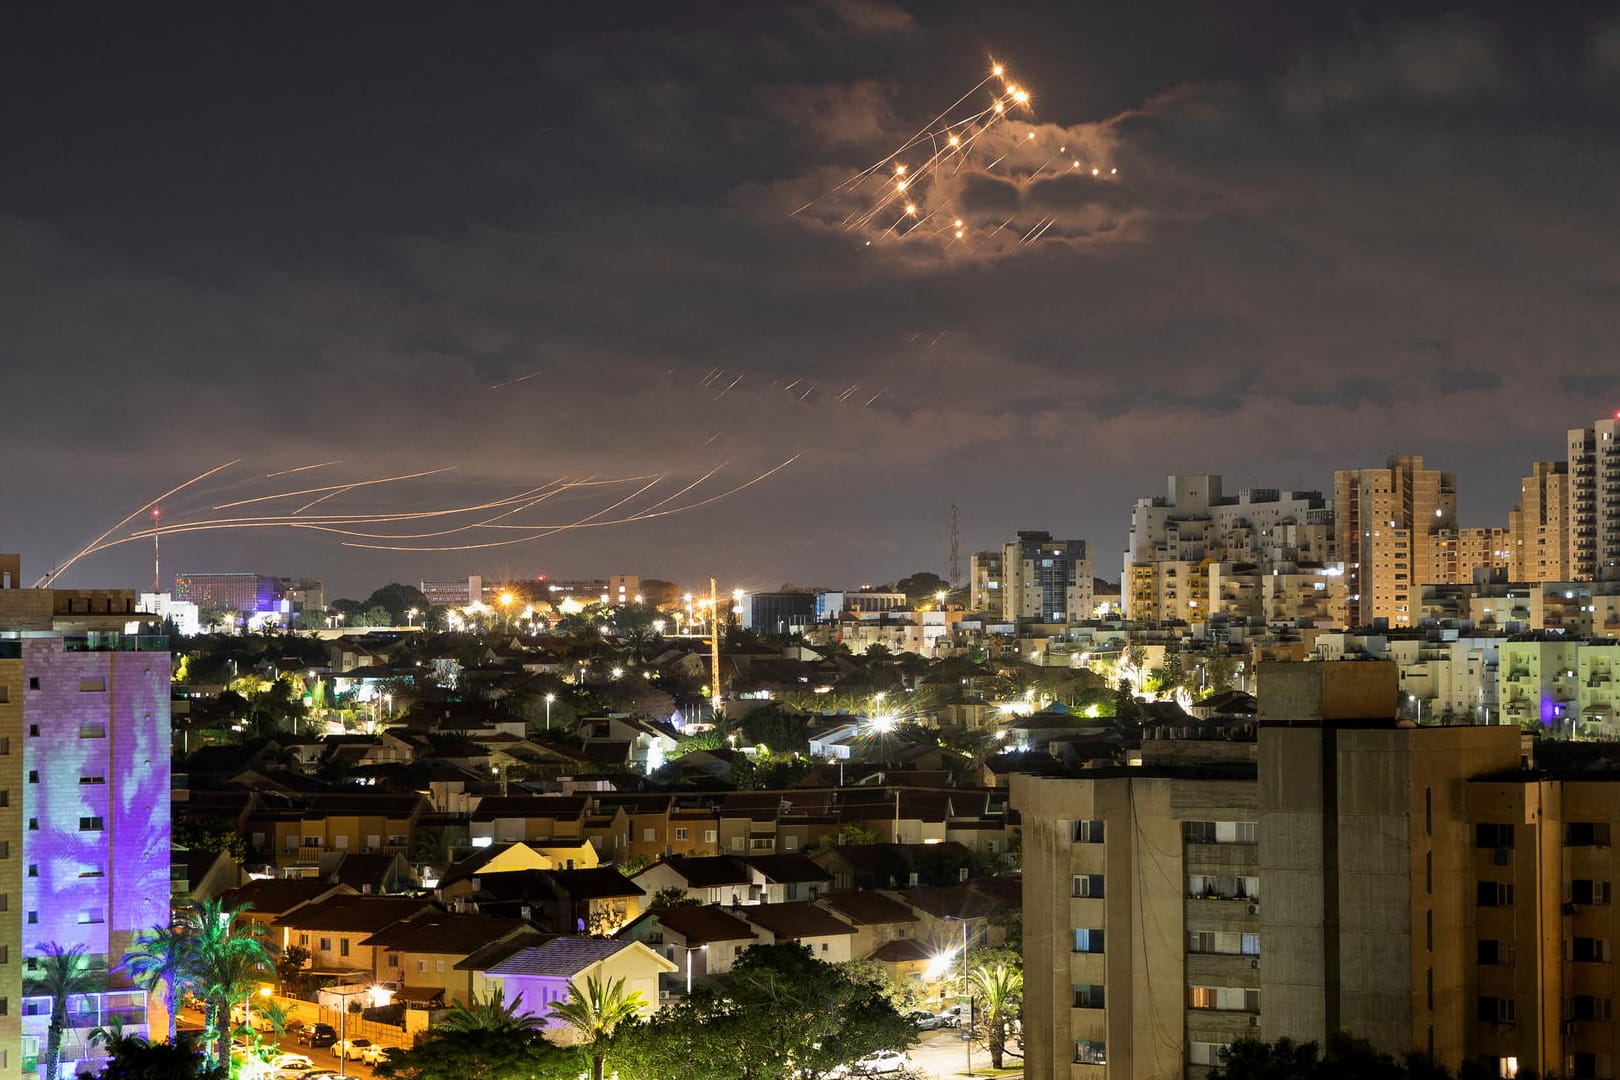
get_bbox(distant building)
[738,592,817,634]
[1124,476,1336,623]
[137,592,200,636]
[1508,461,1571,583]
[1334,456,1458,628]
[1002,531,1092,624]
[420,574,485,609]
[1567,415,1620,581]
[970,550,1005,618]
[172,571,324,626]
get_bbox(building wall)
[1335,456,1458,628]
[1567,419,1620,583]
[15,634,170,1067]
[1510,462,1571,583]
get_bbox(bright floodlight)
[869,713,897,733]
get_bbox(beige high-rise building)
[1013,660,1620,1080]
[970,550,1005,619]
[1509,462,1572,583]
[1334,456,1458,628]
[1568,417,1620,582]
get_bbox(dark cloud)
[2,2,1617,593]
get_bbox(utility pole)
[709,576,722,722]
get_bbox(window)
[675,828,688,841]
[1190,986,1261,1012]
[27,725,38,737]
[1478,996,1516,1024]
[1190,1042,1230,1067]
[78,868,103,878]
[1477,882,1514,907]
[1072,874,1104,898]
[1478,940,1514,965]
[436,959,445,972]
[26,912,36,925]
[1568,822,1612,847]
[77,908,105,924]
[298,934,309,947]
[643,829,656,842]
[339,940,350,957]
[79,817,104,832]
[705,830,717,844]
[417,960,426,973]
[28,678,39,690]
[1073,820,1105,843]
[1074,1040,1107,1065]
[1572,880,1611,905]
[318,938,332,952]
[79,677,106,693]
[1570,995,1614,1021]
[1073,929,1104,953]
[79,776,105,785]
[1572,938,1611,963]
[1241,933,1261,956]
[1073,983,1105,1009]
[78,725,106,739]
[1477,823,1514,849]
[27,819,37,832]
[27,771,37,784]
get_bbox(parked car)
[361,1045,403,1066]
[274,1064,328,1080]
[266,1055,313,1070]
[333,1039,373,1061]
[833,1049,910,1076]
[906,1010,940,1030]
[293,1023,337,1048]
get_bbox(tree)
[649,886,701,910]
[615,943,914,1080]
[548,975,648,1080]
[364,583,431,626]
[434,988,543,1034]
[896,571,948,602]
[373,1028,577,1080]
[28,943,106,1080]
[1210,1032,1459,1080]
[180,898,277,1066]
[969,961,1023,1068]
[118,925,197,1045]
[77,1033,227,1080]
[173,815,249,861]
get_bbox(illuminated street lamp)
[544,692,556,731]
[406,607,419,628]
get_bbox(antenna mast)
[948,504,960,587]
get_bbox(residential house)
[272,894,434,974]
[816,889,921,960]
[744,854,832,903]
[435,840,601,896]
[736,901,857,964]
[481,938,677,1030]
[618,904,759,984]
[631,855,754,907]
[360,913,542,1005]
[219,879,357,937]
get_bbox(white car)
[267,1055,313,1071]
[274,1063,327,1080]
[333,1038,374,1060]
[840,1049,910,1075]
[361,1045,403,1066]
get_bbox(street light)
[406,607,419,628]
[330,985,372,1079]
[684,942,709,994]
[941,916,976,1076]
[545,692,556,731]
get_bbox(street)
[176,1004,383,1079]
[906,1027,1022,1079]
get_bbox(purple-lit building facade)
[1,561,170,1076]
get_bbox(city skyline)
[5,2,1619,596]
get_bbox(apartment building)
[1568,416,1620,582]
[1002,532,1093,625]
[2,560,171,1074]
[1510,462,1573,583]
[1123,477,1338,623]
[971,550,1006,619]
[1013,661,1538,1079]
[1335,456,1459,628]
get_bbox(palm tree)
[26,943,106,1079]
[118,924,196,1044]
[969,961,1023,1069]
[180,898,276,1066]
[547,974,647,1080]
[434,988,543,1034]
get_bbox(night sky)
[4,2,1618,597]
